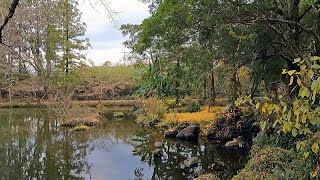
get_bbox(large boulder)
[176,125,200,140]
[207,104,256,141]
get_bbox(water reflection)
[132,130,248,180]
[0,109,92,180]
[0,109,247,180]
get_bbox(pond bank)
[0,99,144,108]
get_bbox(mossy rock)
[71,125,89,132]
[113,112,125,119]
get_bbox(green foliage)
[233,145,313,180]
[236,56,320,177]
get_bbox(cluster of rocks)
[206,104,258,148]
[163,104,258,149]
[164,122,200,141]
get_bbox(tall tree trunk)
[208,61,215,111]
[175,57,181,103]
[203,76,207,99]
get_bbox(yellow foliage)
[162,106,224,125]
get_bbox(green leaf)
[282,69,287,74]
[288,70,296,76]
[301,64,307,70]
[294,58,301,63]
[307,70,314,78]
[297,78,302,86]
[289,76,294,85]
[292,128,297,137]
[311,64,320,69]
[311,80,318,91]
[310,115,316,125]
[310,56,320,61]
[296,142,301,150]
[312,143,319,153]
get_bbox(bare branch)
[0,0,20,43]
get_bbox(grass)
[79,65,135,85]
[160,105,225,127]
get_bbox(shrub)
[233,145,313,180]
[136,97,167,126]
[236,56,320,178]
[180,97,201,113]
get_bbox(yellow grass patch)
[161,106,225,126]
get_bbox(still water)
[0,109,248,180]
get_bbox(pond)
[0,109,248,180]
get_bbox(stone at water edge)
[164,129,179,138]
[164,122,191,138]
[180,157,200,169]
[176,125,200,140]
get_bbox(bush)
[233,145,313,180]
[233,132,316,180]
[180,97,201,113]
[136,98,167,126]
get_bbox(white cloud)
[79,0,150,65]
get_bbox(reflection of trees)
[0,109,93,180]
[132,131,248,180]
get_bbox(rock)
[176,125,200,141]
[152,149,163,158]
[154,141,163,148]
[193,173,221,180]
[207,106,256,141]
[225,136,245,148]
[164,129,179,138]
[113,112,125,119]
[164,122,191,138]
[180,157,200,169]
[176,122,191,131]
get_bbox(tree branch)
[0,0,20,43]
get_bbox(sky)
[79,0,150,66]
